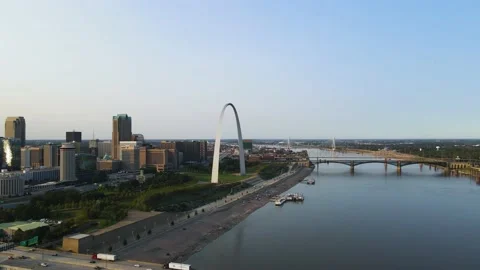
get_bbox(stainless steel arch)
[211,103,246,183]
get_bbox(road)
[1,248,162,270]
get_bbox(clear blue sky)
[1,0,479,140]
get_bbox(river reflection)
[187,150,480,270]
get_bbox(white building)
[0,171,25,197]
[60,143,76,181]
[22,167,60,183]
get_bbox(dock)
[274,193,304,206]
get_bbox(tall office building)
[60,143,76,181]
[66,131,82,143]
[5,117,26,147]
[120,145,139,171]
[112,114,132,160]
[21,147,31,169]
[43,143,59,168]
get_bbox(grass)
[185,171,256,184]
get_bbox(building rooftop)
[92,210,160,236]
[66,233,90,240]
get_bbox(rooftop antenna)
[93,128,95,140]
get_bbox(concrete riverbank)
[120,167,314,264]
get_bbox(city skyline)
[1,1,479,139]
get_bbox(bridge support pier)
[350,161,355,174]
[397,161,402,175]
[419,163,423,172]
[444,163,450,176]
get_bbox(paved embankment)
[120,167,313,264]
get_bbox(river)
[186,149,480,270]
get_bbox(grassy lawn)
[185,171,256,184]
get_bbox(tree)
[136,234,140,240]
[92,170,108,183]
[123,239,127,246]
[147,229,151,235]
[108,246,112,252]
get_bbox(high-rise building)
[43,143,59,168]
[66,131,82,143]
[180,141,207,163]
[60,143,76,181]
[97,141,112,158]
[30,147,43,168]
[21,147,31,169]
[4,117,26,147]
[120,145,139,171]
[132,134,145,144]
[112,114,132,160]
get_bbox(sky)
[0,0,479,140]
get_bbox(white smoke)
[3,139,12,166]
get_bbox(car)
[51,253,58,256]
[40,262,48,267]
[8,256,14,260]
[94,267,102,270]
[19,256,27,259]
[90,260,96,264]
[134,264,141,267]
[29,248,36,251]
[146,268,153,270]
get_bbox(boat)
[275,197,286,206]
[307,178,315,185]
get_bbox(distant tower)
[112,114,132,160]
[287,137,291,151]
[60,143,76,181]
[5,117,26,147]
[66,130,82,143]
[332,137,336,151]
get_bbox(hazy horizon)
[1,1,479,140]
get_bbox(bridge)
[309,157,454,175]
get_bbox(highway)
[1,247,162,270]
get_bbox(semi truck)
[166,262,191,270]
[91,253,117,261]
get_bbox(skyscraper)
[120,145,139,171]
[43,143,59,168]
[5,117,26,147]
[66,131,82,143]
[112,114,132,160]
[60,143,76,181]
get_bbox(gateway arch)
[211,103,246,184]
